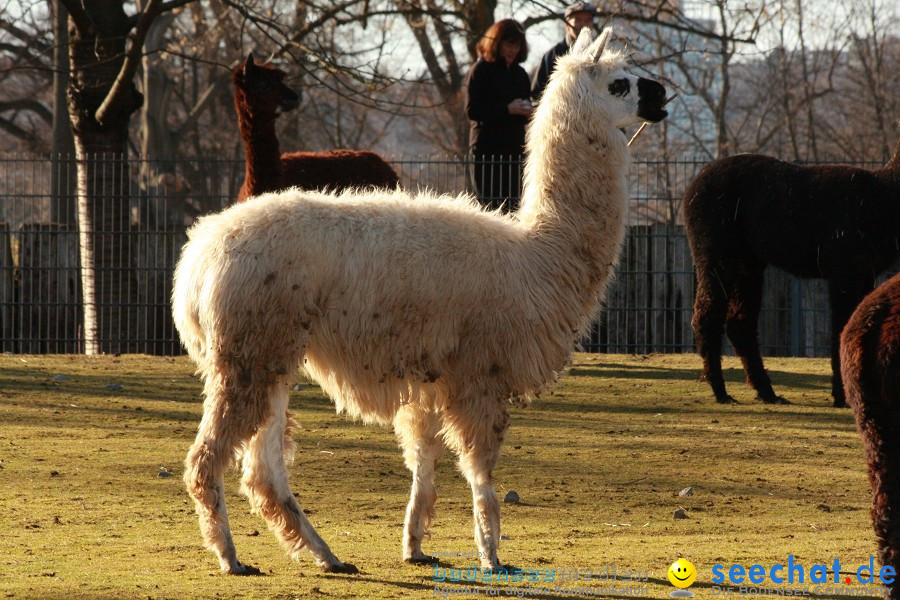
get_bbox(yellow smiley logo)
[668,558,696,588]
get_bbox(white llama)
[173,27,668,575]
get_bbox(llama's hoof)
[833,398,848,408]
[760,395,790,405]
[404,551,435,565]
[226,562,263,576]
[715,394,738,404]
[323,561,359,574]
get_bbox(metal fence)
[0,153,889,356]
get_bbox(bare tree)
[842,1,899,162]
[59,0,198,353]
[0,4,54,151]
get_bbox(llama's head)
[548,27,667,130]
[232,54,301,120]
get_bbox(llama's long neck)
[518,89,630,319]
[237,101,284,196]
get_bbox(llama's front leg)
[185,399,261,574]
[395,406,444,563]
[444,396,510,571]
[241,383,358,574]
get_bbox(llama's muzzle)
[278,84,301,113]
[279,94,300,113]
[636,78,668,123]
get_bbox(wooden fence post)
[0,223,13,352]
[17,223,81,353]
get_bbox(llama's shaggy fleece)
[233,54,399,202]
[684,141,900,406]
[842,272,900,600]
[174,28,667,575]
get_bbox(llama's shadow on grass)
[529,397,856,435]
[0,366,200,402]
[329,572,651,600]
[569,363,832,391]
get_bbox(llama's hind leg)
[692,262,736,403]
[240,382,357,574]
[725,262,787,404]
[442,395,510,571]
[184,373,270,574]
[394,405,445,564]
[829,274,873,408]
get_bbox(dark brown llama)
[842,272,900,599]
[684,141,900,407]
[234,54,399,202]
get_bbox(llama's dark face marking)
[234,53,301,117]
[608,78,630,97]
[602,68,667,128]
[636,78,667,123]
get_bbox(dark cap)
[564,1,597,19]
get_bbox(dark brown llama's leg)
[725,261,787,404]
[692,260,736,403]
[829,272,875,408]
[842,291,900,600]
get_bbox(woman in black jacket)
[464,19,532,212]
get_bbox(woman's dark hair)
[476,19,528,64]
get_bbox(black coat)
[531,39,570,102]
[464,58,531,155]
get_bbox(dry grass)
[0,353,880,599]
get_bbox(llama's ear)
[571,27,594,58]
[243,53,255,76]
[588,27,613,63]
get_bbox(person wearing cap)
[464,19,533,212]
[531,1,597,102]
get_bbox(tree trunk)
[50,0,76,226]
[67,3,144,354]
[139,11,179,228]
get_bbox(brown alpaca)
[684,140,900,407]
[233,54,399,202]
[842,272,900,599]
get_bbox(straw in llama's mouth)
[628,94,678,146]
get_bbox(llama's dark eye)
[608,78,630,97]
[258,81,271,91]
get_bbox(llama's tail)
[172,220,216,366]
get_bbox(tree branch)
[57,0,93,36]
[0,17,51,53]
[0,99,53,124]
[173,63,238,142]
[126,0,196,27]
[95,0,167,125]
[0,115,34,141]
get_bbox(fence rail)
[0,153,890,356]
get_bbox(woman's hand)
[507,98,533,116]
